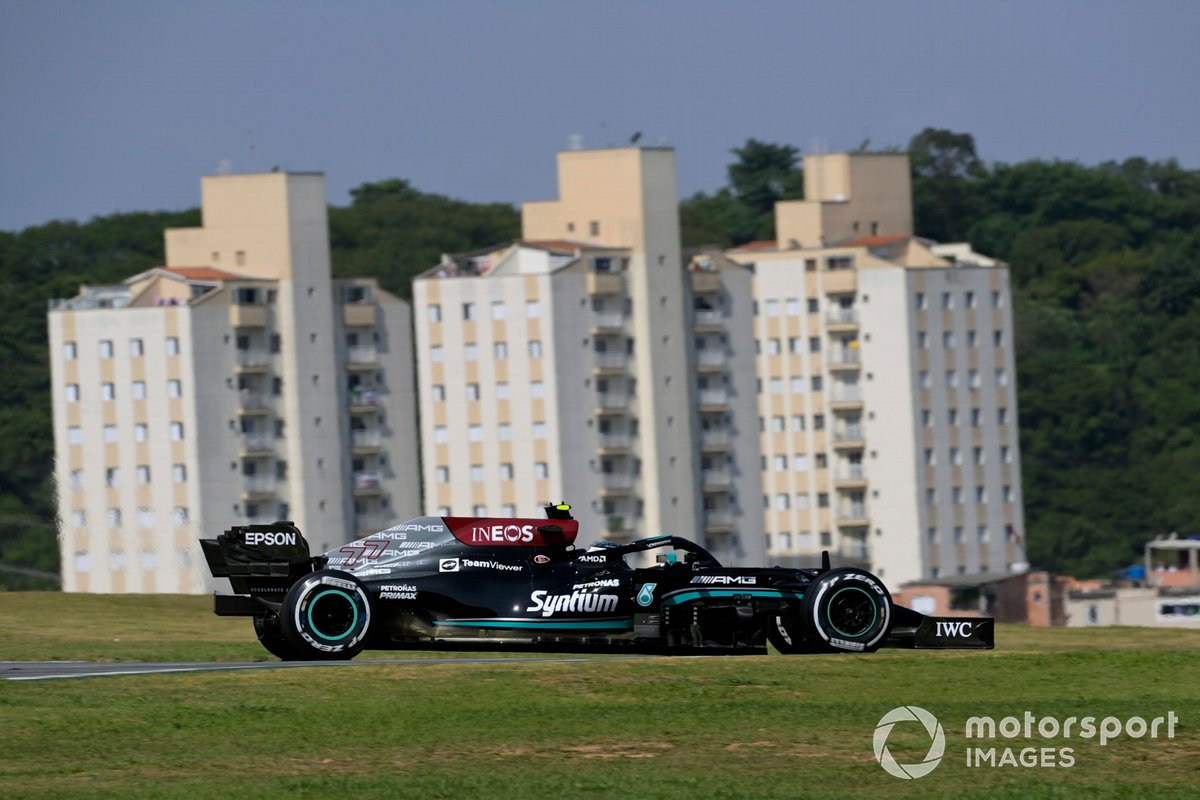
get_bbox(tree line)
[1,129,1197,587]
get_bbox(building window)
[72,510,87,528]
[136,465,150,484]
[130,338,144,357]
[788,337,802,354]
[926,488,936,504]
[977,526,989,543]
[107,508,122,527]
[496,382,510,400]
[69,469,83,488]
[790,377,805,394]
[498,424,513,441]
[103,425,119,443]
[589,221,600,236]
[1001,446,1012,464]
[431,385,445,402]
[530,381,545,399]
[919,371,931,389]
[526,300,542,319]
[785,298,801,316]
[766,338,781,355]
[99,340,113,358]
[927,527,937,543]
[534,462,549,479]
[436,466,450,483]
[771,415,785,433]
[464,344,478,361]
[769,378,783,395]
[817,493,829,508]
[917,332,928,349]
[468,464,484,482]
[501,463,514,480]
[992,291,1003,308]
[998,408,1008,425]
[943,332,954,349]
[775,494,789,510]
[946,370,957,388]
[468,425,483,443]
[915,293,926,310]
[941,292,953,310]
[491,300,506,320]
[532,422,548,439]
[173,507,189,526]
[923,449,935,466]
[170,422,184,441]
[969,370,981,389]
[462,302,477,321]
[167,379,182,398]
[950,448,962,466]
[64,342,77,360]
[105,467,120,487]
[826,256,853,271]
[811,376,823,392]
[921,409,932,427]
[813,414,825,431]
[428,304,442,323]
[466,383,480,401]
[966,330,977,348]
[166,337,180,356]
[134,424,148,442]
[948,409,958,425]
[434,426,448,444]
[974,447,984,465]
[132,381,146,400]
[791,415,805,432]
[65,384,80,403]
[137,508,155,529]
[430,345,444,363]
[807,298,819,314]
[494,342,509,359]
[995,368,1008,387]
[764,299,780,317]
[773,455,788,470]
[528,340,543,358]
[994,330,1004,347]
[173,464,187,483]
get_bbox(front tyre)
[801,567,892,653]
[281,570,374,660]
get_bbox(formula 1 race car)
[200,505,994,660]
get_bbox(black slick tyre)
[799,567,892,653]
[280,570,374,660]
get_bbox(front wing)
[883,605,994,649]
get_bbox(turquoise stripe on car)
[440,619,634,630]
[661,589,803,606]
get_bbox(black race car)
[200,504,994,660]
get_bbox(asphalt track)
[1,655,646,682]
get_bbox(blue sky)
[2,0,1198,232]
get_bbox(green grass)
[1,594,1198,798]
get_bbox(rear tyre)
[280,570,374,661]
[801,567,892,653]
[253,614,306,661]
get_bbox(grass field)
[1,594,1198,799]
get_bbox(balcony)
[239,435,274,456]
[829,386,864,411]
[597,433,632,453]
[235,351,271,372]
[704,511,734,533]
[593,353,629,374]
[695,350,726,372]
[701,469,732,492]
[229,304,267,328]
[699,429,730,451]
[828,351,861,371]
[349,389,380,412]
[697,389,728,410]
[591,312,625,332]
[832,426,865,449]
[599,473,634,496]
[347,346,378,370]
[836,504,870,527]
[693,309,723,330]
[834,465,868,489]
[342,303,377,327]
[587,272,622,295]
[825,308,859,332]
[353,471,382,496]
[595,394,631,414]
[351,430,382,452]
[241,475,277,501]
[237,392,270,415]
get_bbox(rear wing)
[883,605,995,649]
[199,521,323,615]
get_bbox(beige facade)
[414,148,764,565]
[727,152,1027,588]
[48,172,420,593]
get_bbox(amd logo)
[935,620,974,638]
[245,531,296,547]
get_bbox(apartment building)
[413,147,764,565]
[48,172,420,593]
[729,152,1028,588]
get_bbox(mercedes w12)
[200,505,994,660]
